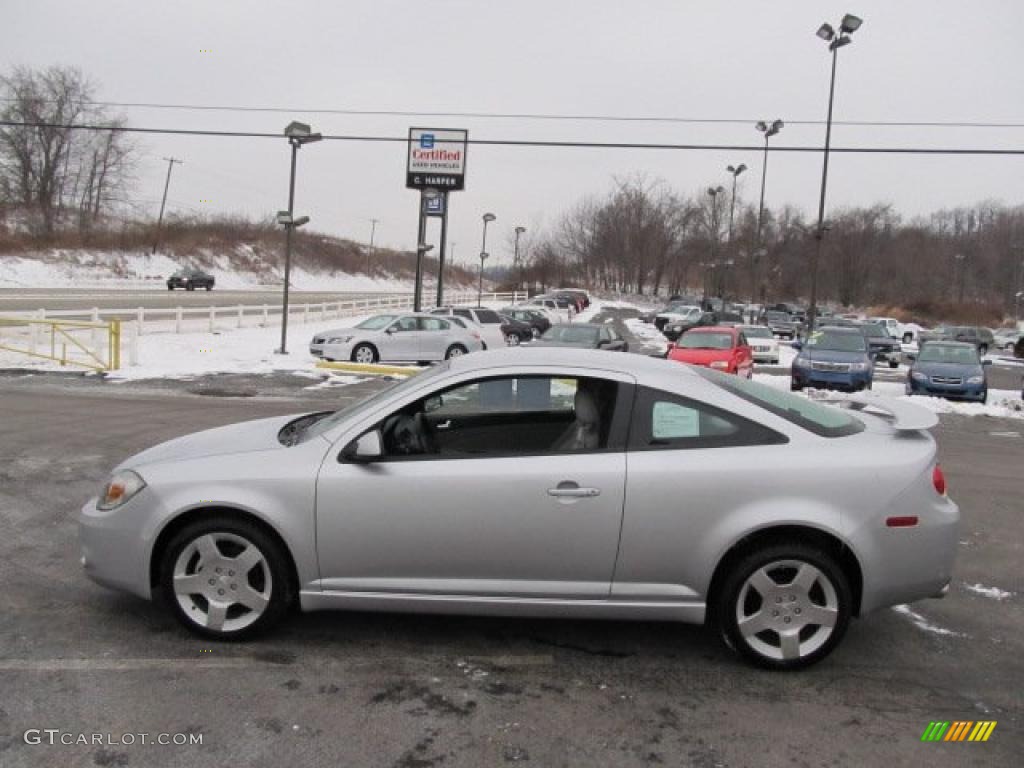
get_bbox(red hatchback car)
[666,326,754,378]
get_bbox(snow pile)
[891,605,964,638]
[963,583,1014,601]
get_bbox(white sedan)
[310,313,484,364]
[739,325,780,364]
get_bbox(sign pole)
[413,192,426,312]
[436,192,449,308]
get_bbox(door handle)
[435,419,452,430]
[547,482,601,498]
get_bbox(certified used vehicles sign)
[406,127,468,190]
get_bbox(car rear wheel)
[506,333,520,346]
[717,543,851,669]
[445,344,467,359]
[351,344,378,364]
[205,284,212,291]
[978,344,988,357]
[160,517,293,640]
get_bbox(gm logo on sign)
[419,133,435,149]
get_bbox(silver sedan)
[310,312,484,364]
[79,348,959,669]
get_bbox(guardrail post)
[209,306,215,333]
[303,303,309,325]
[175,307,183,334]
[237,305,244,329]
[109,320,122,371]
[262,304,269,327]
[129,321,138,367]
[91,307,100,350]
[30,310,43,353]
[136,307,145,336]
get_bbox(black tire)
[350,343,378,364]
[715,541,852,670]
[186,283,195,291]
[790,380,803,392]
[205,284,212,291]
[978,344,988,357]
[888,360,899,369]
[159,516,294,641]
[167,285,174,291]
[445,344,468,360]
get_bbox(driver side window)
[376,375,628,460]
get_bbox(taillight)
[932,465,947,496]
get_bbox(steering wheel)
[414,412,439,454]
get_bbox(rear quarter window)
[695,368,865,438]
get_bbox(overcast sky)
[5,0,1023,265]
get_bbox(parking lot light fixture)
[755,120,783,304]
[276,121,320,355]
[808,13,863,335]
[726,164,747,245]
[478,213,496,306]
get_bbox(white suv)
[430,306,507,349]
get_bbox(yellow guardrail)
[315,360,423,377]
[0,316,121,372]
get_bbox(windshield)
[695,367,865,438]
[765,312,790,322]
[678,332,733,350]
[861,324,886,338]
[301,363,450,442]
[918,345,979,364]
[807,331,867,353]
[741,326,772,338]
[356,314,399,330]
[542,326,600,344]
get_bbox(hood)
[912,361,983,378]
[116,414,309,470]
[532,339,598,349]
[800,348,869,364]
[669,347,732,365]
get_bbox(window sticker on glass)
[652,401,699,439]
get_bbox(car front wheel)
[716,543,851,669]
[505,333,520,346]
[160,517,294,640]
[351,344,378,364]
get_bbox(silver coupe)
[79,348,959,668]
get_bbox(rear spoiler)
[815,394,939,431]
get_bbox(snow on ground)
[891,604,965,638]
[0,250,464,293]
[963,583,1015,601]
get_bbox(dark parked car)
[907,341,989,403]
[763,310,802,339]
[791,328,873,392]
[858,322,902,368]
[167,269,215,291]
[499,307,551,337]
[498,314,534,345]
[918,325,995,356]
[533,323,628,351]
[662,311,717,342]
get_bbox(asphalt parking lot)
[0,365,1021,768]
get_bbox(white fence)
[10,291,527,336]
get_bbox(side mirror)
[906,353,917,362]
[791,340,803,350]
[341,430,383,463]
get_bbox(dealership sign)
[406,128,468,190]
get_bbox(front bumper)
[79,496,155,601]
[792,367,872,390]
[907,380,986,401]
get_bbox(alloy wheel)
[172,532,272,633]
[734,559,839,663]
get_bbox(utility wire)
[1,98,1022,129]
[1,120,1023,155]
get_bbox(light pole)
[954,253,968,303]
[755,119,783,304]
[366,218,379,274]
[514,225,526,295]
[151,156,183,255]
[276,121,321,355]
[725,164,747,244]
[706,186,724,304]
[478,213,496,306]
[808,13,863,334]
[1016,291,1023,325]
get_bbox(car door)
[735,332,754,377]
[418,316,450,360]
[382,316,422,361]
[315,372,632,599]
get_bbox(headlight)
[911,371,928,381]
[97,470,146,511]
[709,361,729,369]
[326,335,353,344]
[850,362,869,372]
[967,375,984,385]
[793,357,808,368]
[671,325,682,332]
